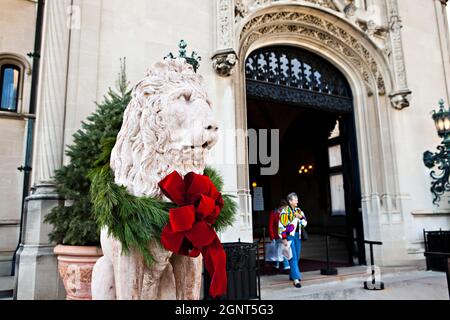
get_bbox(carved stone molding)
[235,0,341,22]
[235,1,392,42]
[214,0,237,77]
[386,0,411,109]
[239,10,387,96]
[212,50,238,77]
[216,0,235,51]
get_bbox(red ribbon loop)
[158,171,227,298]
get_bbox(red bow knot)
[158,171,227,298]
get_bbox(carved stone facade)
[238,10,387,96]
[235,0,340,21]
[213,0,412,107]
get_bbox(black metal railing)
[320,232,384,290]
[423,251,450,300]
[203,240,261,300]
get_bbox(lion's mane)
[110,58,211,198]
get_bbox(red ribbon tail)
[203,238,227,298]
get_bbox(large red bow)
[158,171,227,298]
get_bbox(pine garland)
[89,136,237,266]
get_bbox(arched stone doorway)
[230,4,406,266]
[246,45,365,268]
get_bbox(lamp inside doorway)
[299,164,314,175]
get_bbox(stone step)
[261,266,369,289]
[262,265,421,286]
[260,267,448,300]
[0,276,14,299]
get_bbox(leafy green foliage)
[89,164,173,265]
[44,59,132,246]
[204,167,237,233]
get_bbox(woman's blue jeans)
[287,232,302,281]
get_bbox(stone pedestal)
[14,183,65,300]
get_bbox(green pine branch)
[44,59,132,246]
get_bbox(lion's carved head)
[110,58,219,198]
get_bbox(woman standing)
[278,192,307,288]
[268,199,290,272]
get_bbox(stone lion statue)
[91,58,219,300]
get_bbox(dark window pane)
[1,65,20,112]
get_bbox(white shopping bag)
[265,240,279,262]
[282,241,293,260]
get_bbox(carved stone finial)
[212,50,238,77]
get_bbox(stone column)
[211,0,252,242]
[15,0,73,300]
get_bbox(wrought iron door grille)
[245,46,353,112]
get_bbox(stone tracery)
[239,10,387,96]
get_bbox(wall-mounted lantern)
[423,99,450,205]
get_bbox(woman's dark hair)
[279,199,288,207]
[286,192,298,202]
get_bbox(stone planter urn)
[54,245,103,300]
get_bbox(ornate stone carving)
[386,0,411,109]
[216,0,234,50]
[356,19,389,39]
[389,89,412,110]
[343,1,356,18]
[235,0,340,21]
[214,0,237,77]
[239,10,386,95]
[212,50,238,77]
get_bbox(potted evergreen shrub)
[45,60,131,300]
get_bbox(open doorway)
[246,46,365,273]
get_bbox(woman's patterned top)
[278,206,307,239]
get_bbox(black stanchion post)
[446,257,450,300]
[363,241,384,290]
[321,233,338,276]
